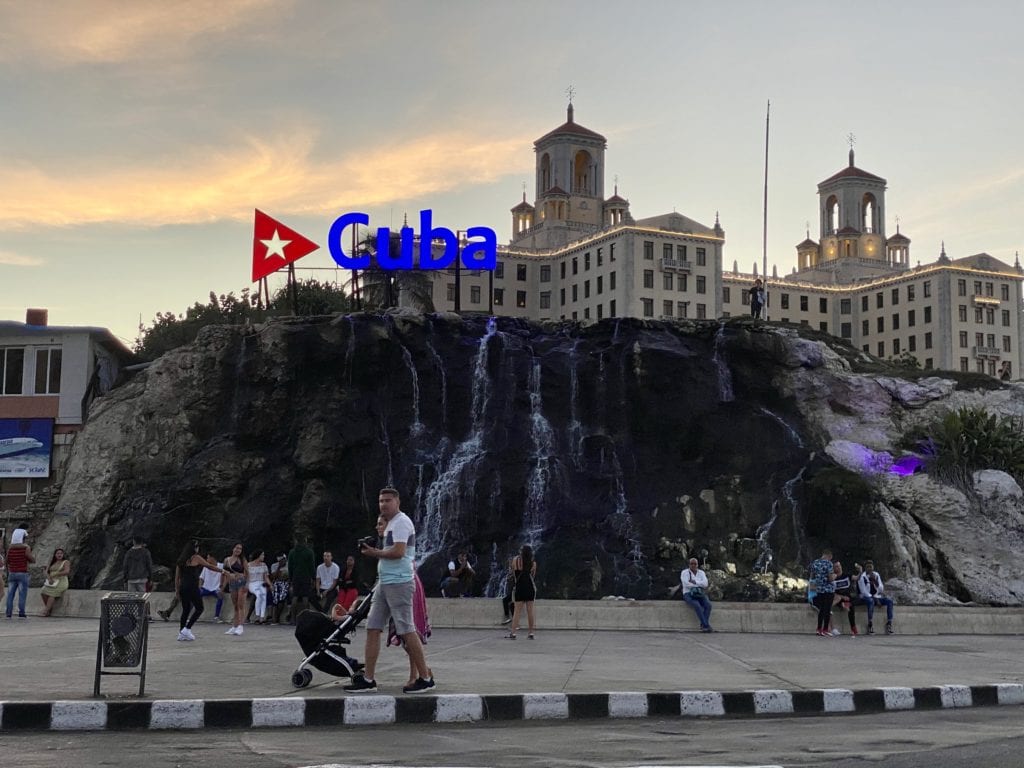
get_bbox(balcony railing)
[660,257,693,273]
[972,346,1001,358]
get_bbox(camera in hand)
[357,536,376,550]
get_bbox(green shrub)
[902,407,1024,483]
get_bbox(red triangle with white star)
[251,209,320,282]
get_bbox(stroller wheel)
[301,668,314,686]
[291,670,309,688]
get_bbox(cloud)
[0,0,287,65]
[0,126,533,229]
[0,251,44,267]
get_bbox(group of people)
[809,548,896,636]
[2,524,71,619]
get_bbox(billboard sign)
[0,418,53,478]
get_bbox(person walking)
[506,544,538,640]
[344,487,434,693]
[39,547,71,617]
[123,538,153,593]
[808,548,836,637]
[246,550,272,624]
[175,540,222,641]
[288,536,316,622]
[223,543,248,636]
[4,527,35,619]
[680,557,713,632]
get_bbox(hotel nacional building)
[425,107,1024,379]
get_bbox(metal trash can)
[93,591,151,697]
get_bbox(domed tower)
[510,189,535,238]
[602,181,631,226]
[885,220,911,268]
[817,147,887,262]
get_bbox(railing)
[660,258,693,273]
[972,346,1001,358]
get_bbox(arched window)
[573,150,592,194]
[862,193,876,233]
[825,196,839,235]
[540,154,551,192]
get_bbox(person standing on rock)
[857,560,895,634]
[808,548,836,637]
[680,557,713,632]
[344,487,434,694]
[749,278,765,320]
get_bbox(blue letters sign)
[328,209,497,271]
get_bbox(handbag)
[689,587,705,598]
[44,577,58,588]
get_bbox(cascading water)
[753,500,779,573]
[484,542,508,598]
[398,342,423,436]
[753,408,808,572]
[425,328,448,430]
[567,341,584,470]
[522,357,558,548]
[418,318,499,558]
[712,322,735,402]
[758,407,804,448]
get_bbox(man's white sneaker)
[226,626,237,635]
[830,628,841,636]
[184,628,196,640]
[236,625,244,636]
[177,630,188,641]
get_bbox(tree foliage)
[901,406,1024,484]
[135,279,350,361]
[346,231,436,312]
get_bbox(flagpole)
[762,99,770,320]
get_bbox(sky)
[2,0,1024,346]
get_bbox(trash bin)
[93,591,151,697]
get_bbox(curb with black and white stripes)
[1,684,1021,731]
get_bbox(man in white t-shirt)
[200,561,225,623]
[680,557,713,632]
[344,487,434,694]
[315,551,340,611]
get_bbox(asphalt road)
[3,707,1023,767]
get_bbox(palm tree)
[343,227,435,312]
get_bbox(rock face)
[34,314,1024,604]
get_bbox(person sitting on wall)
[440,551,475,597]
[857,560,895,635]
[680,557,713,632]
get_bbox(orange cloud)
[0,127,533,229]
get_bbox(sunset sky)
[2,1,1023,344]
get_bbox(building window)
[877,317,885,333]
[987,333,996,349]
[663,300,674,317]
[517,264,527,281]
[892,313,900,331]
[584,280,591,298]
[977,360,985,374]
[861,295,868,312]
[876,292,884,309]
[800,295,808,311]
[696,303,707,319]
[664,273,674,290]
[584,252,591,271]
[1001,284,1010,301]
[907,284,916,301]
[496,261,505,279]
[1,347,25,395]
[609,299,616,317]
[988,359,997,376]
[643,270,654,289]
[877,341,885,358]
[643,241,654,260]
[610,272,617,290]
[862,320,869,336]
[1003,310,1011,326]
[959,331,968,348]
[893,338,901,355]
[663,243,673,260]
[446,283,456,302]
[974,280,982,295]
[470,286,481,304]
[986,282,994,297]
[678,274,687,292]
[891,288,899,305]
[975,307,983,323]
[559,288,565,306]
[584,307,590,320]
[676,245,687,261]
[572,258,578,275]
[722,286,731,303]
[957,279,967,296]
[986,308,996,325]
[572,284,578,302]
[924,332,933,350]
[819,297,828,313]
[560,262,566,279]
[908,336,917,352]
[924,306,932,323]
[597,276,603,294]
[841,322,852,339]
[696,276,706,294]
[539,291,551,309]
[678,301,688,318]
[641,298,654,317]
[923,281,931,298]
[960,357,969,372]
[863,345,870,353]
[597,248,603,267]
[819,321,828,332]
[781,293,790,310]
[925,358,933,370]
[494,288,505,306]
[33,348,62,395]
[908,310,916,327]
[976,332,984,347]
[597,303,604,319]
[540,265,551,282]
[840,299,851,315]
[609,243,616,261]
[1004,335,1012,352]
[958,305,968,322]
[696,248,706,266]
[516,291,527,308]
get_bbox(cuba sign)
[328,209,497,271]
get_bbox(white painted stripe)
[679,691,725,717]
[252,697,305,727]
[882,687,916,710]
[50,701,107,730]
[523,692,568,720]
[150,699,204,729]
[753,689,793,715]
[996,683,1024,705]
[435,694,483,722]
[342,695,395,726]
[822,688,855,713]
[608,692,648,718]
[939,685,972,708]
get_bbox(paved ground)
[1,615,1021,701]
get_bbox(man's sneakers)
[402,677,436,694]
[886,621,895,635]
[225,625,244,635]
[815,629,832,637]
[176,628,195,641]
[866,623,875,635]
[344,674,378,692]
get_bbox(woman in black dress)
[175,540,222,641]
[506,544,537,639]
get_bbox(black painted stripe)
[970,685,1000,707]
[482,695,524,721]
[1,702,52,730]
[567,693,609,719]
[106,701,152,730]
[791,690,825,714]
[395,695,436,724]
[914,687,943,710]
[647,692,681,717]
[852,688,886,713]
[203,699,253,729]
[304,697,345,726]
[721,691,756,716]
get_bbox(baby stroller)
[290,584,375,688]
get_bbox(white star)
[260,229,291,260]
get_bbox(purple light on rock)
[890,455,924,476]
